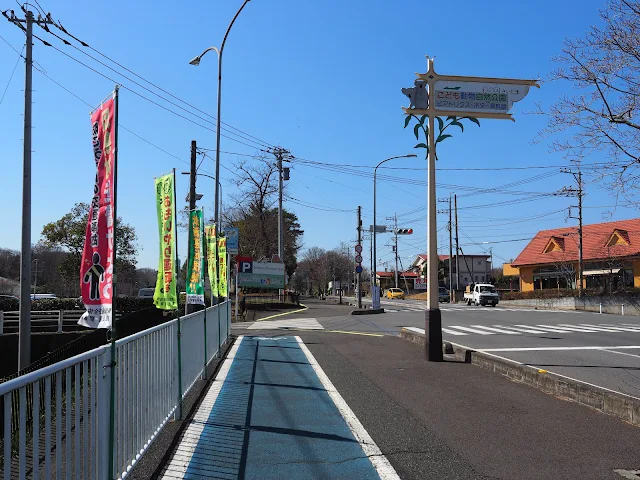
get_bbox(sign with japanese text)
[237,259,285,289]
[186,209,205,305]
[78,93,116,329]
[372,285,381,310]
[153,173,178,310]
[224,227,239,255]
[433,81,532,114]
[218,236,228,297]
[414,277,427,290]
[205,225,218,299]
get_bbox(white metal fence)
[0,301,231,479]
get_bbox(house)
[409,254,492,289]
[376,271,418,292]
[510,218,640,292]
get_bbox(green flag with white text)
[187,209,205,306]
[153,173,178,310]
[205,224,218,300]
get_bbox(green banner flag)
[205,224,218,300]
[187,209,205,306]
[153,173,178,310]
[218,235,228,298]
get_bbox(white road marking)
[551,324,600,332]
[599,348,640,360]
[480,345,640,352]
[469,325,520,334]
[531,324,573,333]
[494,325,548,334]
[445,325,495,335]
[404,327,426,335]
[247,318,324,330]
[580,324,640,332]
[296,337,401,480]
[160,337,243,479]
[441,327,467,335]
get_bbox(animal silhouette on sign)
[401,80,428,109]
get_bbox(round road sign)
[355,265,363,274]
[355,244,363,253]
[355,255,363,263]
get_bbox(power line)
[0,43,23,105]
[40,16,275,149]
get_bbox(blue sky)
[1,0,637,272]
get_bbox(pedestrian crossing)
[428,322,640,336]
[246,318,324,330]
[384,306,577,314]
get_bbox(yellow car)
[386,288,405,299]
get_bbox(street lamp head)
[188,46,220,66]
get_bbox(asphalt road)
[230,328,640,479]
[235,297,640,398]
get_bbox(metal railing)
[0,311,123,334]
[0,301,231,479]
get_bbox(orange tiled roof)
[511,218,640,267]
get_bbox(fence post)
[97,348,112,479]
[57,310,64,332]
[0,311,4,335]
[599,303,602,314]
[622,303,625,316]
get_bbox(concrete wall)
[519,267,534,292]
[500,295,640,316]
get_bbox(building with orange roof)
[510,218,640,292]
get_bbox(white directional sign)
[433,81,532,114]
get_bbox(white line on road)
[441,327,467,335]
[579,324,640,332]
[445,325,495,335]
[548,324,600,332]
[296,336,400,480]
[493,325,549,334]
[599,348,640,360]
[480,345,640,352]
[469,325,521,334]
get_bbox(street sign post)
[224,227,239,255]
[403,56,538,361]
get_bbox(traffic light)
[396,228,413,235]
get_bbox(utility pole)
[394,215,399,288]
[438,197,453,300]
[269,147,290,262]
[186,140,197,314]
[5,9,53,371]
[33,259,39,296]
[454,194,460,291]
[559,167,584,296]
[357,206,362,309]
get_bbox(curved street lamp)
[189,0,251,303]
[372,154,417,293]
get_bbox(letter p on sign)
[241,262,252,273]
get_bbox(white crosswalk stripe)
[417,322,640,336]
[247,318,324,330]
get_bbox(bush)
[0,296,156,314]
[0,297,19,312]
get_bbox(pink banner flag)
[79,95,116,329]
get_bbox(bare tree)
[538,0,640,204]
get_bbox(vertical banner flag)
[205,225,218,299]
[218,235,228,298]
[153,173,178,310]
[79,94,116,329]
[187,209,205,305]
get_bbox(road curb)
[399,327,640,427]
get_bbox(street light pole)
[372,154,417,299]
[189,0,251,304]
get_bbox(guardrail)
[0,301,231,479]
[0,311,123,335]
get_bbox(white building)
[409,254,492,289]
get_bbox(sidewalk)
[158,335,397,479]
[157,331,640,480]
